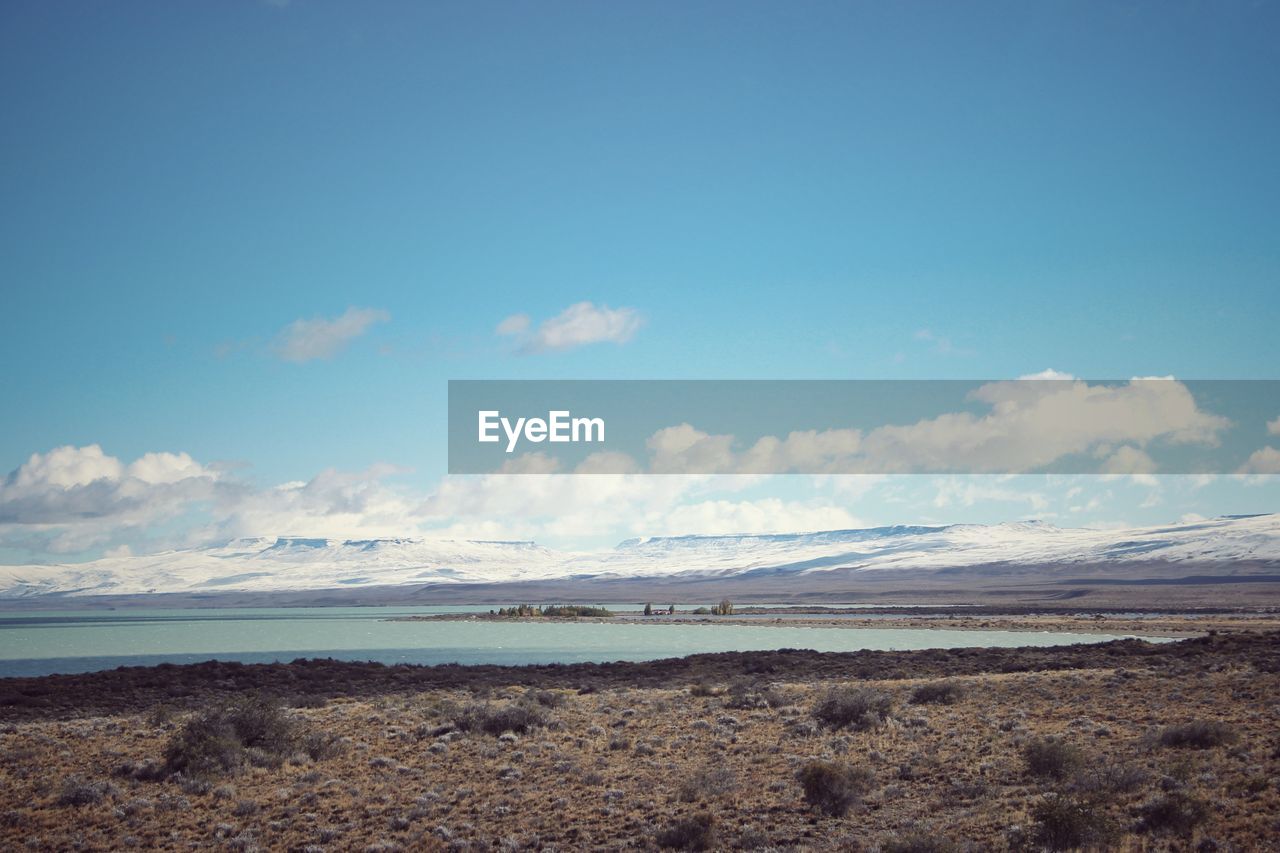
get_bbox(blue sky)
[1,2,1277,560]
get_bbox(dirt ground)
[1,631,1277,851]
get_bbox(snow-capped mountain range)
[1,514,1277,598]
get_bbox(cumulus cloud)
[494,314,530,337]
[642,498,863,537]
[416,472,732,543]
[127,451,212,484]
[1099,446,1158,476]
[1238,447,1280,475]
[1018,369,1076,381]
[203,463,422,542]
[0,445,226,553]
[931,477,1049,513]
[572,452,642,475]
[10,444,124,489]
[1268,416,1280,436]
[497,302,643,353]
[1,445,717,557]
[646,424,737,474]
[612,379,1230,475]
[4,440,1272,562]
[0,444,440,557]
[273,307,389,363]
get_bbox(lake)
[0,606,1165,678]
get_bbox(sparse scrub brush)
[796,759,874,817]
[453,702,547,736]
[1158,720,1238,749]
[812,686,894,731]
[655,811,716,850]
[908,680,965,706]
[1137,790,1210,836]
[1029,792,1114,851]
[163,694,300,779]
[56,775,116,806]
[1022,736,1085,780]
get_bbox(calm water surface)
[0,606,1166,678]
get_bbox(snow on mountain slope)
[1,514,1277,597]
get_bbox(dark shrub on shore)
[1158,720,1238,750]
[688,682,726,698]
[796,759,874,817]
[1022,736,1085,780]
[909,680,965,706]
[302,730,346,761]
[163,695,299,778]
[56,775,116,806]
[526,689,566,708]
[655,812,716,850]
[1071,760,1148,795]
[1137,790,1210,836]
[812,686,894,731]
[1030,793,1114,851]
[453,702,547,736]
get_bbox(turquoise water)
[0,606,1164,678]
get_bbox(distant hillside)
[1,514,1277,599]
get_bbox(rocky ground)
[0,631,1277,850]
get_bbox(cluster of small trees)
[495,604,539,617]
[490,601,735,617]
[491,604,613,618]
[691,599,735,616]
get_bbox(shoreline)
[388,607,1280,638]
[3,629,1276,723]
[0,631,1276,849]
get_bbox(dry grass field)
[1,631,1277,851]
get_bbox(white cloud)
[642,499,863,538]
[816,475,888,499]
[931,477,1049,513]
[127,451,211,485]
[0,445,225,553]
[273,307,389,363]
[1018,369,1076,380]
[913,328,967,357]
[2,444,712,556]
[1099,446,1158,476]
[11,444,124,489]
[4,437,1269,563]
[646,424,737,474]
[612,379,1229,475]
[1268,416,1280,436]
[417,473,705,542]
[573,452,642,475]
[494,313,530,337]
[1238,447,1280,475]
[203,463,421,542]
[498,302,643,353]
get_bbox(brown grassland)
[0,629,1277,851]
